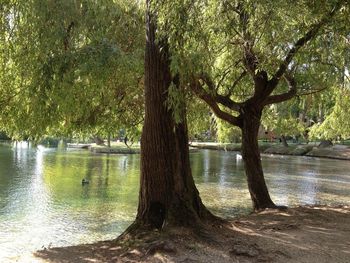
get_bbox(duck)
[82,178,90,185]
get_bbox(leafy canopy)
[153,0,349,130]
[0,0,144,140]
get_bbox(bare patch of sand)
[23,205,350,263]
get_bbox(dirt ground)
[17,205,350,263]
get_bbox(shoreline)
[23,205,350,263]
[4,141,350,160]
[190,142,350,161]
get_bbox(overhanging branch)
[199,73,241,112]
[297,86,328,96]
[269,0,345,89]
[263,75,297,105]
[190,80,241,127]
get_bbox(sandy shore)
[12,205,349,263]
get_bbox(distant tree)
[187,98,212,141]
[216,118,241,143]
[310,88,350,140]
[262,101,305,146]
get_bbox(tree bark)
[241,107,276,210]
[107,132,111,148]
[133,1,214,230]
[281,135,288,147]
[94,136,105,146]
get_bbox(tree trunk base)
[119,212,226,246]
[281,135,288,147]
[318,140,333,148]
[255,204,288,212]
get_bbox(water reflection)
[263,155,350,206]
[0,145,140,260]
[191,151,250,215]
[0,146,349,260]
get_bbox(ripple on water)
[0,146,350,259]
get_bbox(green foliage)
[0,0,144,140]
[187,98,212,140]
[155,0,347,86]
[1,0,349,144]
[309,88,350,140]
[166,82,186,123]
[151,0,349,136]
[216,118,241,143]
[262,101,304,137]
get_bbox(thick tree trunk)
[168,117,214,225]
[133,1,214,230]
[241,108,276,210]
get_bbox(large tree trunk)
[168,116,214,225]
[241,107,276,210]
[133,1,214,230]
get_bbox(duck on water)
[82,179,89,185]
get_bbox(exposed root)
[31,206,350,263]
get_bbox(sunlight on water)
[0,144,349,260]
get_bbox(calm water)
[0,143,349,259]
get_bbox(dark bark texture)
[135,1,214,230]
[281,135,289,147]
[241,106,276,210]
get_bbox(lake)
[0,142,349,260]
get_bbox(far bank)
[190,142,350,161]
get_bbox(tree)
[308,45,350,141]
[262,100,305,146]
[157,0,348,210]
[309,88,350,140]
[0,0,144,141]
[129,0,215,230]
[1,0,216,231]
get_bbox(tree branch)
[190,80,241,127]
[269,0,345,89]
[297,86,328,96]
[215,94,241,112]
[263,75,297,105]
[64,21,75,51]
[227,71,247,95]
[216,68,231,90]
[235,2,260,78]
[0,91,20,108]
[199,73,241,112]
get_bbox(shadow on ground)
[34,206,350,263]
